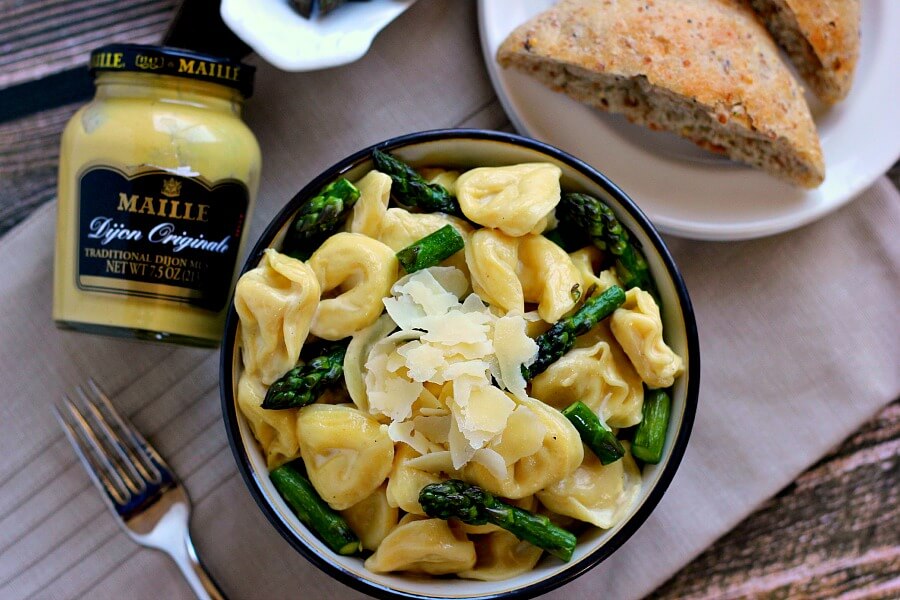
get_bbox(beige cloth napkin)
[1,2,898,599]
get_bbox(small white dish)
[478,0,900,240]
[221,0,417,72]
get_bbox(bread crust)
[497,0,825,188]
[751,0,860,103]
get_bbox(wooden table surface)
[1,1,896,598]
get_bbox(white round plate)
[478,0,900,240]
[222,0,416,72]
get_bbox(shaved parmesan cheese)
[491,406,547,465]
[344,314,396,412]
[427,266,469,299]
[405,450,457,474]
[461,292,488,313]
[450,383,515,450]
[382,294,425,331]
[388,420,442,455]
[442,360,490,381]
[450,340,495,360]
[448,416,477,469]
[398,341,447,382]
[406,279,459,316]
[361,266,550,473]
[413,413,452,445]
[472,448,508,481]
[366,373,422,422]
[421,311,490,346]
[493,315,538,399]
[418,407,450,417]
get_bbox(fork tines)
[54,379,173,517]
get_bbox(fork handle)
[169,530,227,600]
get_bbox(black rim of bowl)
[219,128,700,600]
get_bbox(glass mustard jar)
[54,44,261,347]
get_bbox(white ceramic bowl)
[220,129,700,599]
[221,0,417,71]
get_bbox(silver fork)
[54,379,225,600]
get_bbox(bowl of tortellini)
[220,129,699,599]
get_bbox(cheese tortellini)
[460,529,544,581]
[517,234,585,323]
[466,229,584,323]
[385,443,443,515]
[236,372,301,468]
[530,328,644,428]
[422,168,460,194]
[295,404,394,510]
[456,163,561,236]
[462,396,583,499]
[234,158,686,583]
[349,170,391,238]
[364,517,476,575]
[569,246,621,293]
[537,445,642,529]
[349,170,473,276]
[340,484,399,551]
[234,249,320,385]
[611,289,684,389]
[308,232,398,340]
[343,314,396,413]
[378,208,473,276]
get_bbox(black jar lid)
[89,44,255,97]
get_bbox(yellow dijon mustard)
[53,44,261,347]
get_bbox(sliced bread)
[497,0,825,188]
[750,0,860,104]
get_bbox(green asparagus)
[262,342,348,410]
[543,228,567,249]
[270,461,361,555]
[558,192,655,295]
[562,401,625,465]
[523,285,626,380]
[543,223,589,252]
[631,388,671,464]
[419,480,577,561]
[396,224,465,273]
[371,149,463,216]
[282,178,360,255]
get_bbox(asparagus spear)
[561,401,625,465]
[543,228,567,249]
[282,178,360,256]
[270,461,361,555]
[396,224,465,273]
[262,342,347,410]
[631,389,671,464]
[419,480,577,561]
[523,285,626,380]
[371,149,463,217]
[557,192,655,295]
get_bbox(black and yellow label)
[89,44,254,97]
[77,167,248,312]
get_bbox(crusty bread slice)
[497,0,825,188]
[750,0,860,104]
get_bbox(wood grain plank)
[0,101,77,233]
[0,0,176,87]
[650,400,900,600]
